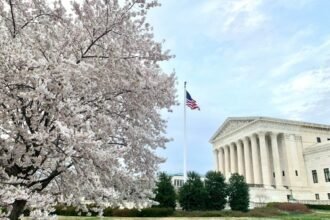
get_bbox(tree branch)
[9,0,17,38]
[20,13,57,30]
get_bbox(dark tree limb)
[9,0,17,38]
[9,199,27,220]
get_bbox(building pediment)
[210,116,330,143]
[210,117,258,143]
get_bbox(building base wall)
[250,187,314,203]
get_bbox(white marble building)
[171,174,185,190]
[170,174,205,190]
[210,117,330,203]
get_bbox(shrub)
[53,204,99,216]
[139,207,174,217]
[227,173,249,212]
[23,209,30,216]
[103,207,114,216]
[204,171,227,210]
[51,205,173,217]
[267,202,310,213]
[154,172,176,209]
[0,206,8,214]
[53,205,78,216]
[247,207,282,217]
[306,204,330,210]
[278,203,310,213]
[85,204,99,216]
[266,202,279,208]
[112,208,140,217]
[173,210,244,217]
[178,171,207,210]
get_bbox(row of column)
[214,132,283,188]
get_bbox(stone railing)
[250,202,267,208]
[291,200,330,205]
[248,183,264,188]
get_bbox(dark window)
[282,171,285,176]
[324,168,330,182]
[317,137,321,143]
[327,138,330,141]
[315,194,320,200]
[273,172,275,178]
[295,170,298,176]
[312,170,318,183]
[328,193,330,200]
[287,195,291,201]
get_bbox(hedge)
[306,204,330,210]
[174,208,282,218]
[112,208,140,217]
[246,207,281,217]
[0,207,8,214]
[267,202,310,213]
[103,207,114,216]
[53,205,173,217]
[139,207,174,217]
[53,205,98,216]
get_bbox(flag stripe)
[186,91,200,110]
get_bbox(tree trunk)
[9,200,27,220]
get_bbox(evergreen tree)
[227,173,250,212]
[154,172,176,209]
[204,171,227,210]
[178,171,207,210]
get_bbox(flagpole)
[183,81,187,182]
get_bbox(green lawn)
[57,216,251,219]
[56,210,330,220]
[279,210,330,220]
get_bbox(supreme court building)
[210,117,330,203]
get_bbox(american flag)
[186,91,200,110]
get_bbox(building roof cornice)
[304,143,330,155]
[210,116,330,143]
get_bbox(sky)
[146,0,330,175]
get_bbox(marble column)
[251,134,262,184]
[230,143,237,174]
[270,132,283,188]
[218,147,224,174]
[224,145,230,178]
[243,137,253,184]
[284,134,300,187]
[237,140,244,176]
[214,149,219,172]
[259,131,271,186]
[295,135,308,187]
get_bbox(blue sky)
[147,0,330,175]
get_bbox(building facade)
[210,117,330,203]
[170,174,205,191]
[171,174,185,190]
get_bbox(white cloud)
[199,0,267,39]
[273,0,312,9]
[271,50,309,77]
[272,68,330,120]
[271,38,330,77]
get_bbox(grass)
[54,209,330,219]
[278,209,330,220]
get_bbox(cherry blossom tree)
[0,0,176,219]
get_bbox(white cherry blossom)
[0,0,176,219]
